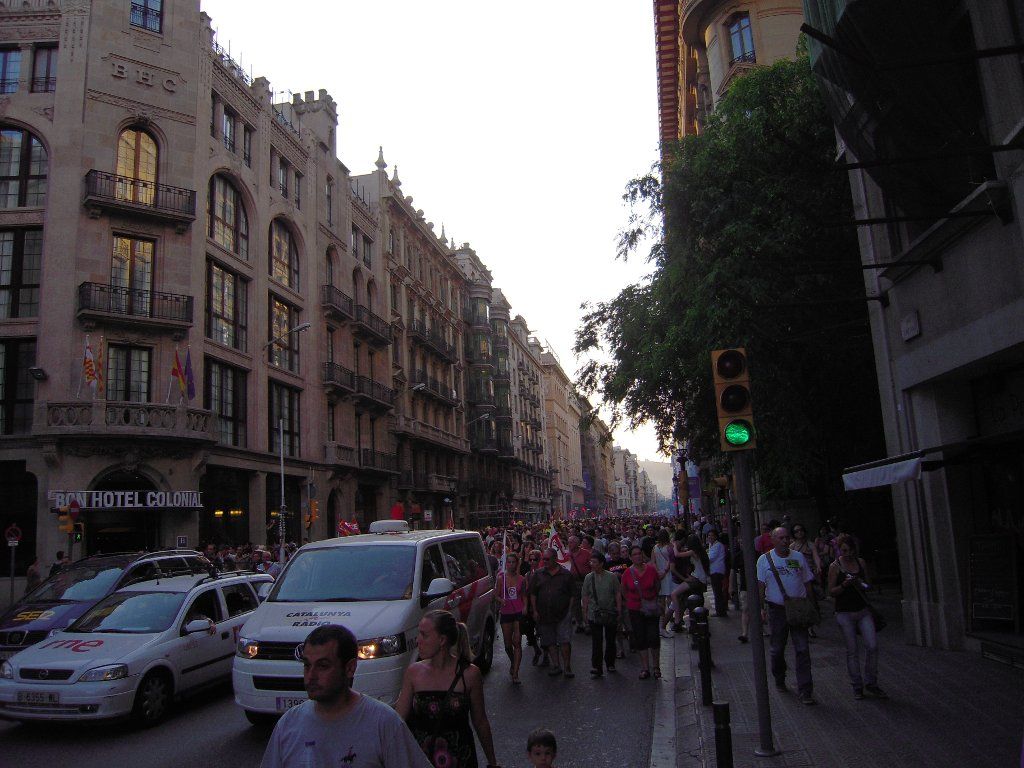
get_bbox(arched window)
[326,248,336,287]
[269,218,299,289]
[116,127,157,205]
[208,174,249,258]
[0,126,47,208]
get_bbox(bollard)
[694,607,713,706]
[686,593,705,649]
[713,701,734,768]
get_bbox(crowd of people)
[255,512,887,767]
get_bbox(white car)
[0,571,271,726]
[233,524,496,726]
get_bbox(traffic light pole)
[734,451,778,757]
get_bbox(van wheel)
[244,710,280,728]
[475,621,495,673]
[132,670,172,727]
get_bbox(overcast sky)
[201,0,666,462]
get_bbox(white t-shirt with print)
[756,549,812,606]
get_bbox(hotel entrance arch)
[86,469,162,554]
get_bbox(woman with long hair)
[669,534,710,631]
[652,530,675,637]
[494,551,525,684]
[396,610,500,768]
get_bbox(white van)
[232,526,496,725]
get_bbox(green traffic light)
[724,420,753,446]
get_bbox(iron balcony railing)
[0,79,17,94]
[31,77,55,93]
[360,449,398,472]
[413,370,458,404]
[730,51,756,66]
[78,282,193,324]
[409,318,431,343]
[322,362,355,393]
[493,336,509,352]
[321,285,355,321]
[130,1,162,33]
[354,305,392,344]
[84,170,197,219]
[354,375,395,407]
[429,331,456,361]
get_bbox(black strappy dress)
[407,662,478,768]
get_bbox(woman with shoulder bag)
[828,534,887,701]
[621,545,662,679]
[582,552,622,677]
[790,524,823,636]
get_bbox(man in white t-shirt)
[756,527,818,705]
[260,625,431,768]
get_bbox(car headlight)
[236,637,259,659]
[357,634,407,660]
[78,664,129,682]
[0,660,12,680]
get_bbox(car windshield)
[270,545,415,602]
[24,558,134,603]
[70,591,186,634]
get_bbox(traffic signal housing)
[58,513,73,534]
[73,522,85,543]
[711,348,756,451]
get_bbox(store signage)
[48,490,203,510]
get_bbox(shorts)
[538,613,572,647]
[628,610,661,651]
[500,612,523,625]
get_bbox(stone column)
[212,95,224,140]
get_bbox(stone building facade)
[508,312,551,519]
[538,342,583,516]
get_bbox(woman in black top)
[828,534,886,701]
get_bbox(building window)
[276,153,289,198]
[208,174,249,258]
[31,45,56,93]
[110,236,154,315]
[130,0,162,34]
[242,126,252,167]
[269,381,300,457]
[0,229,41,319]
[362,234,372,268]
[269,295,300,372]
[350,225,360,262]
[294,172,302,209]
[0,48,20,94]
[206,261,248,350]
[326,249,335,288]
[222,108,236,152]
[0,339,34,434]
[115,127,157,205]
[0,127,46,209]
[327,403,335,442]
[325,178,333,225]
[728,13,755,65]
[388,229,394,254]
[106,344,150,403]
[270,219,299,288]
[206,358,247,447]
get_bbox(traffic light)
[305,500,319,529]
[711,348,756,451]
[58,513,73,534]
[73,522,85,543]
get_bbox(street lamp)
[263,321,311,564]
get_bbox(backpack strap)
[765,552,790,601]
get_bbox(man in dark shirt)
[529,548,576,678]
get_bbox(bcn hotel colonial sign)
[48,490,203,511]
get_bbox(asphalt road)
[0,632,657,768]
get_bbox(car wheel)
[474,621,495,673]
[244,710,280,728]
[132,670,172,727]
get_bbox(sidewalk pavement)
[673,595,1024,768]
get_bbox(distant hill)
[639,460,674,497]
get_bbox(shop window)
[206,260,248,351]
[269,380,300,457]
[0,126,47,208]
[208,174,249,258]
[106,344,150,403]
[0,339,35,434]
[0,228,41,318]
[130,0,162,34]
[206,358,247,447]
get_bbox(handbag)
[766,553,820,628]
[848,576,887,632]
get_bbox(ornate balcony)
[412,370,459,406]
[321,285,354,323]
[324,442,357,467]
[493,336,509,352]
[352,305,392,348]
[83,170,196,232]
[77,282,193,336]
[39,401,214,443]
[352,375,395,412]
[322,362,355,398]
[406,419,470,454]
[409,318,431,345]
[359,449,399,474]
[429,330,457,363]
[427,473,459,493]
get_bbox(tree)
[576,55,886,507]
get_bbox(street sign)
[423,509,433,523]
[68,498,81,523]
[4,523,22,542]
[176,535,188,548]
[6,540,16,547]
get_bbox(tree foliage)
[576,55,886,507]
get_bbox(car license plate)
[275,696,304,712]
[17,691,59,705]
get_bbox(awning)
[843,456,922,490]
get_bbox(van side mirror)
[421,577,455,606]
[256,582,273,602]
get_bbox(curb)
[649,636,677,768]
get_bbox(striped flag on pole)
[81,336,98,397]
[170,348,187,401]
